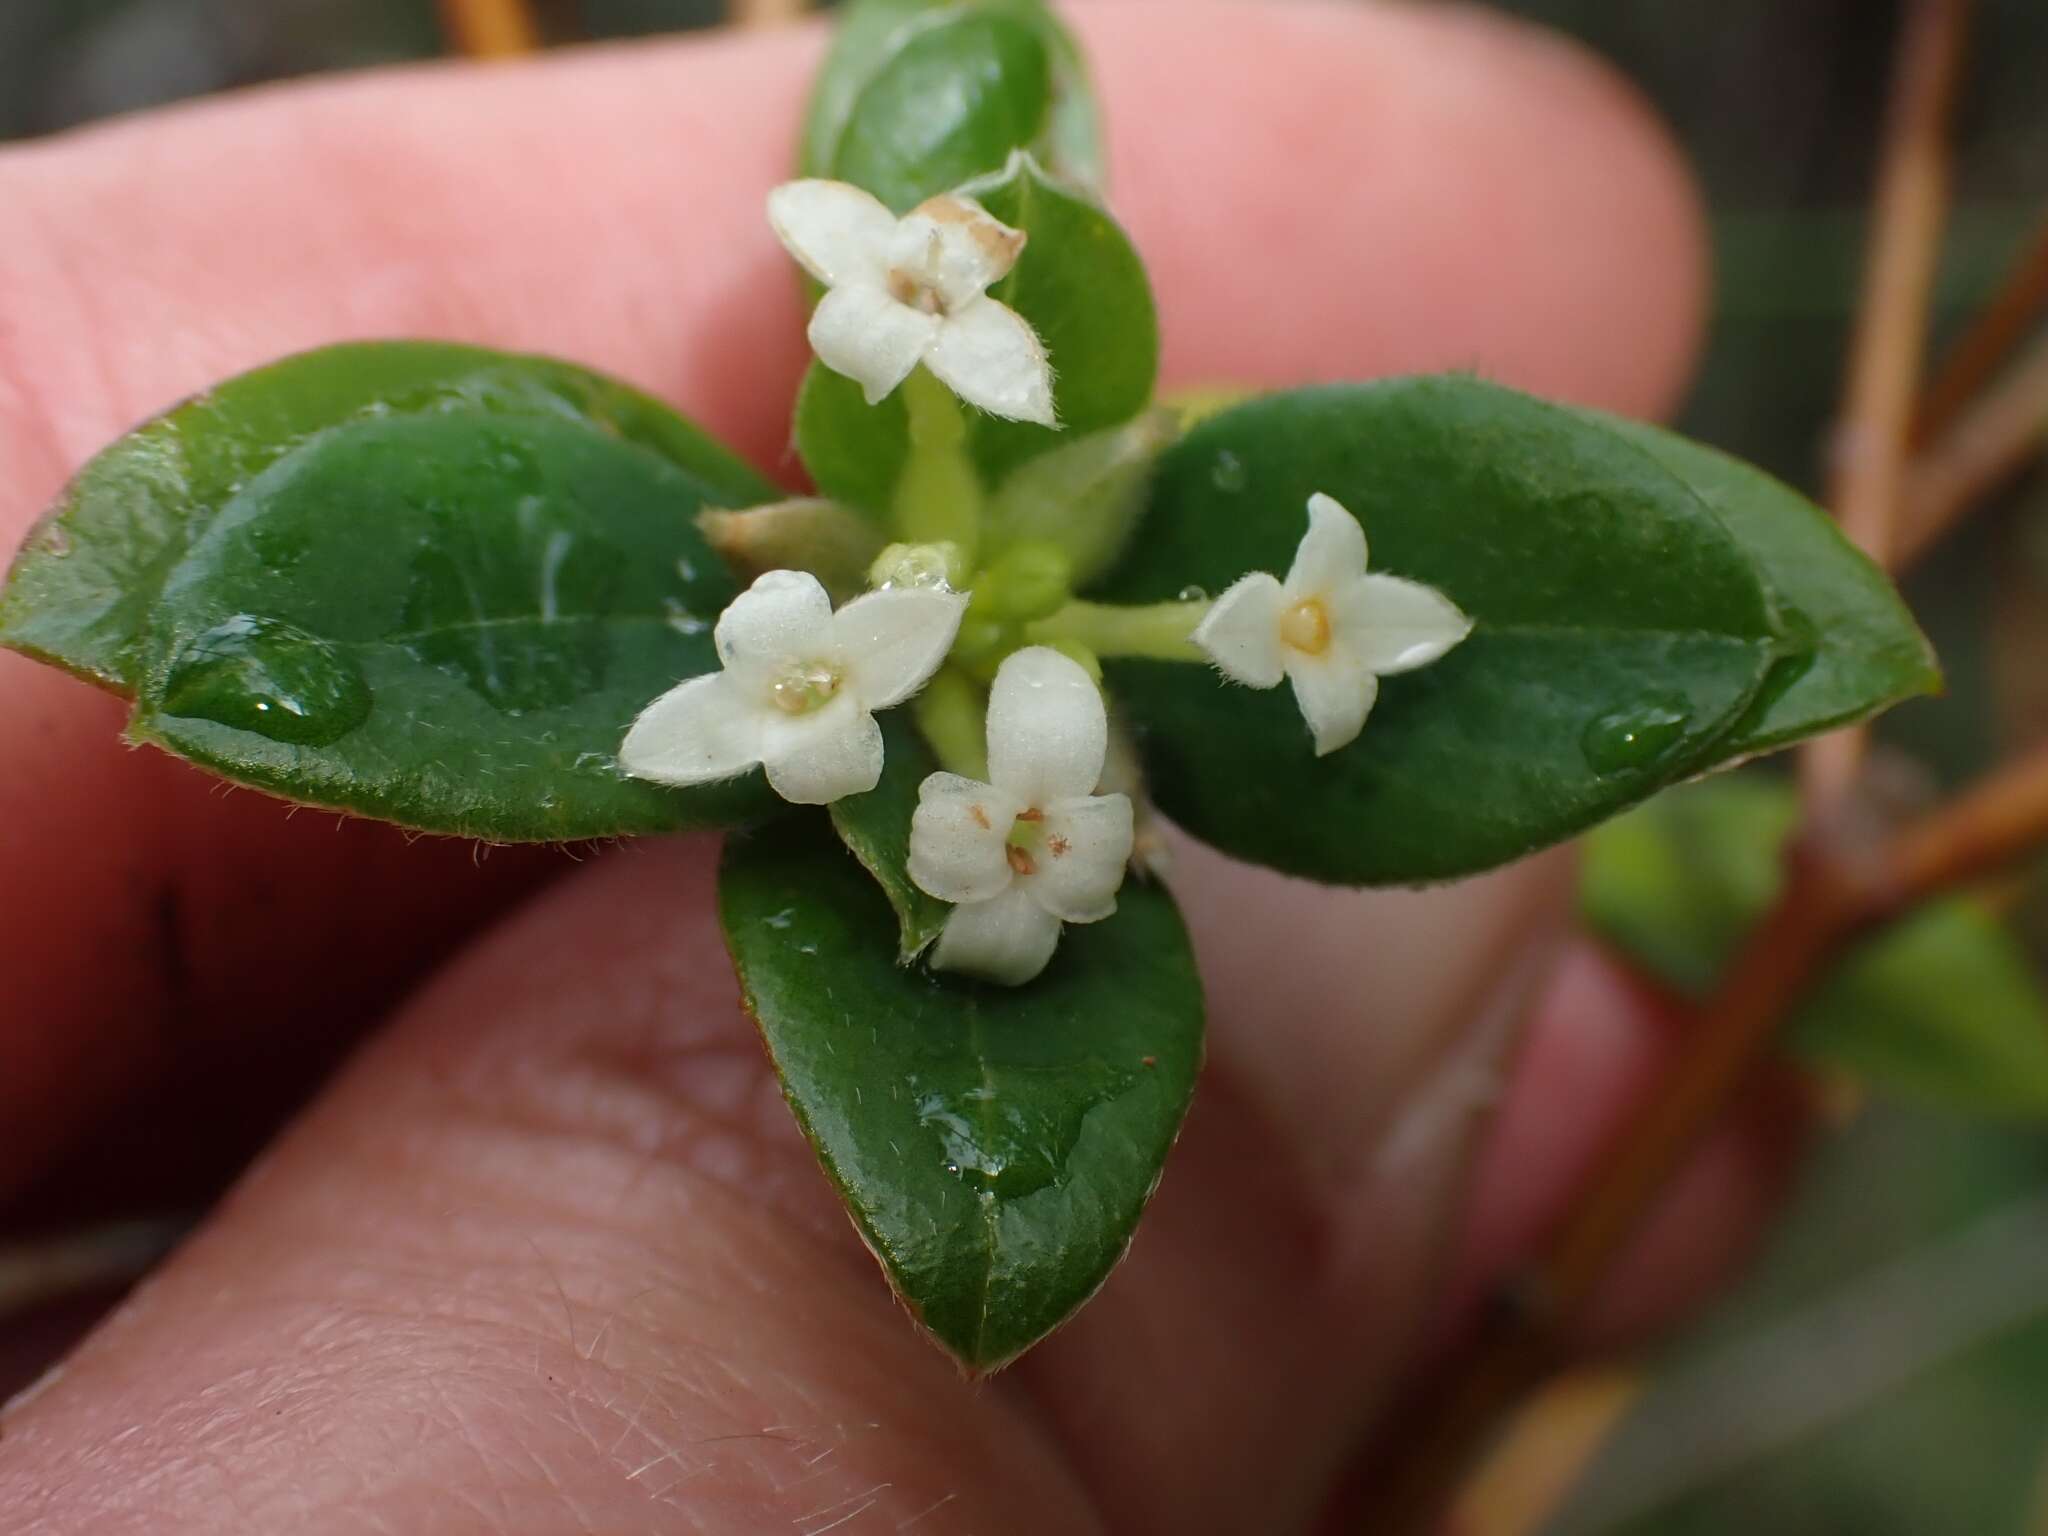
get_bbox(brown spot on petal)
[968,804,991,830]
[1017,807,1045,822]
[1048,836,1071,857]
[1006,845,1037,877]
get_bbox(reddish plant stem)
[1803,0,1972,807]
[1914,213,2048,447]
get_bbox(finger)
[0,0,1705,1203]
[0,849,1663,1534]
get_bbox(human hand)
[0,5,1797,1530]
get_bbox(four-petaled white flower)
[620,570,963,805]
[909,647,1134,986]
[1193,492,1472,756]
[767,178,1056,427]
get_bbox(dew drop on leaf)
[1176,585,1209,603]
[158,614,372,746]
[1581,698,1691,775]
[1210,450,1247,493]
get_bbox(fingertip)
[1086,0,1709,416]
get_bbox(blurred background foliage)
[5,1,2048,1531]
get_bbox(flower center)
[1279,599,1333,656]
[769,661,843,715]
[1005,807,1045,876]
[887,268,947,316]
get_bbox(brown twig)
[1914,213,2048,446]
[1351,738,2048,1533]
[1897,330,2048,568]
[1803,0,1972,807]
[730,0,811,26]
[438,0,541,58]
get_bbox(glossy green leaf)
[794,363,909,517]
[830,9,1051,215]
[802,0,1102,191]
[720,814,1204,1370]
[965,153,1159,481]
[828,712,951,960]
[1096,379,1790,884]
[1582,775,2048,1117]
[1592,413,1941,754]
[0,342,783,840]
[793,155,1159,510]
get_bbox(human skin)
[0,3,1800,1531]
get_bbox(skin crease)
[0,3,1802,1533]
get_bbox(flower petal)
[759,693,883,804]
[766,179,895,289]
[888,194,1026,312]
[715,569,835,691]
[1191,572,1286,688]
[931,883,1065,987]
[908,772,1025,905]
[832,585,967,709]
[1027,793,1133,923]
[809,283,942,407]
[1330,572,1474,675]
[617,672,762,786]
[986,645,1107,804]
[1286,492,1368,598]
[924,298,1055,426]
[1286,652,1380,757]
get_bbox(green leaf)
[1096,378,1790,884]
[720,813,1204,1371]
[828,713,952,960]
[1795,901,2048,1118]
[1582,775,2048,1117]
[1,342,783,840]
[802,0,1102,191]
[792,155,1159,510]
[794,363,909,517]
[1591,413,1941,754]
[965,153,1159,481]
[829,9,1051,214]
[984,408,1176,589]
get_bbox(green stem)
[1025,599,1209,662]
[893,369,983,560]
[912,665,990,781]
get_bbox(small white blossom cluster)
[616,184,1475,988]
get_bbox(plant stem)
[1897,331,2048,568]
[731,0,811,24]
[912,666,990,781]
[1024,600,1208,662]
[893,371,985,560]
[1803,0,1971,809]
[437,0,540,56]
[1350,740,2048,1533]
[1914,212,2048,446]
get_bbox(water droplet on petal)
[1582,699,1690,775]
[158,614,371,746]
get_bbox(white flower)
[620,570,964,805]
[909,647,1134,986]
[767,179,1055,427]
[1193,492,1472,756]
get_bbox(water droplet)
[764,907,797,930]
[1210,451,1247,493]
[158,614,371,746]
[1582,699,1691,775]
[571,750,617,775]
[662,597,708,636]
[915,1062,1138,1200]
[1176,585,1209,603]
